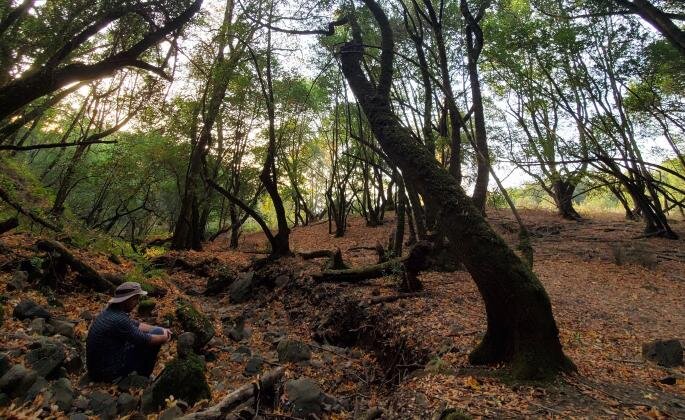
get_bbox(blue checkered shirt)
[86,307,151,381]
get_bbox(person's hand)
[163,328,172,343]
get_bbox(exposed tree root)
[368,292,427,305]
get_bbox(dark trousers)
[121,327,163,377]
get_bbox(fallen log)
[180,366,285,420]
[313,241,432,289]
[0,216,18,234]
[35,239,115,292]
[313,256,408,282]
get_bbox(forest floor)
[1,209,684,419]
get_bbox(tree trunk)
[229,204,240,249]
[615,0,685,56]
[51,142,88,215]
[552,179,582,221]
[340,0,574,379]
[172,0,238,250]
[461,0,489,214]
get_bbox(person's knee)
[149,326,165,335]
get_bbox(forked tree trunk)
[340,0,574,379]
[552,179,582,221]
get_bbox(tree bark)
[461,0,490,214]
[173,0,238,250]
[552,179,582,221]
[340,0,574,379]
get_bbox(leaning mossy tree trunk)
[339,0,575,379]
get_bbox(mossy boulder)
[141,353,210,413]
[277,339,311,363]
[175,299,215,351]
[228,272,255,303]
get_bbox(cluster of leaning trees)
[1,0,684,379]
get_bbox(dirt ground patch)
[1,209,683,418]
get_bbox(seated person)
[86,282,171,382]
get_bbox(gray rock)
[229,272,254,303]
[117,392,137,414]
[7,271,28,291]
[49,377,74,411]
[0,353,10,377]
[643,339,683,367]
[13,299,51,321]
[72,394,90,410]
[274,274,290,287]
[117,373,149,391]
[236,345,252,355]
[177,332,196,358]
[23,376,48,403]
[89,390,117,419]
[159,405,184,420]
[205,269,238,296]
[26,340,66,377]
[230,352,248,363]
[285,378,323,418]
[277,339,311,363]
[224,316,250,342]
[244,356,264,376]
[69,414,89,420]
[49,319,75,338]
[80,311,93,321]
[264,330,286,347]
[30,317,47,335]
[0,392,9,407]
[0,365,38,398]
